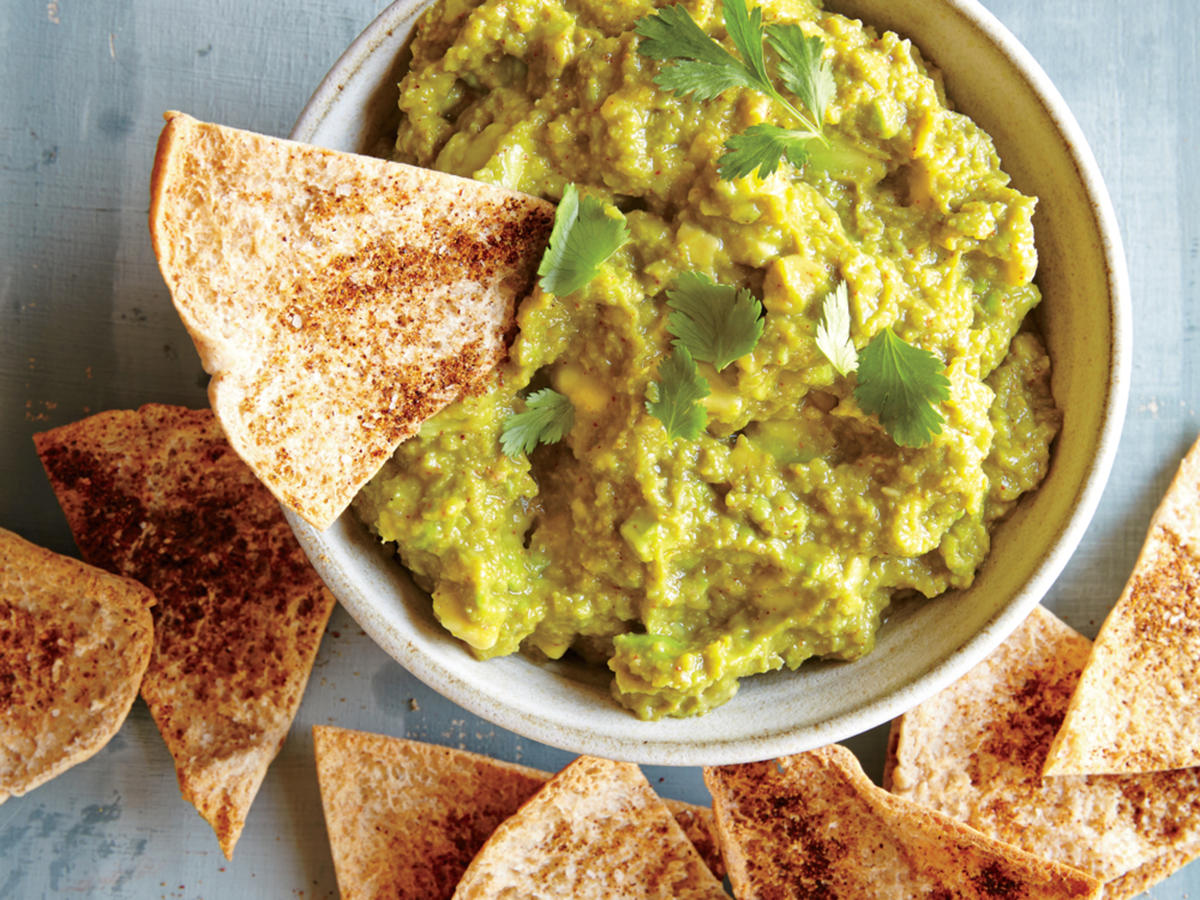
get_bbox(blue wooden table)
[1,0,1196,896]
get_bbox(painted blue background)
[1,0,1196,895]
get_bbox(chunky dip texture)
[353,0,1060,718]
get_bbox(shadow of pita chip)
[1044,435,1200,776]
[888,605,1200,897]
[149,111,555,530]
[311,727,723,899]
[452,755,727,899]
[33,405,336,858]
[0,528,154,803]
[705,744,1098,899]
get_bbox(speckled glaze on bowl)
[285,0,1129,765]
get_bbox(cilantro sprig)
[647,271,765,440]
[667,272,764,371]
[500,388,575,458]
[635,0,834,180]
[647,345,711,441]
[813,281,951,447]
[537,183,630,297]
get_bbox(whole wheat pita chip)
[1,528,154,802]
[149,111,554,530]
[704,744,1099,899]
[313,726,547,900]
[452,755,728,899]
[1105,843,1200,900]
[34,405,336,858]
[1043,435,1200,776]
[887,605,1200,896]
[311,727,724,899]
[662,797,726,882]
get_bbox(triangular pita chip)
[313,726,547,900]
[704,744,1099,899]
[1105,844,1200,900]
[887,604,1200,896]
[149,111,554,529]
[311,727,723,899]
[1044,435,1200,775]
[452,755,728,899]
[661,796,726,883]
[34,405,336,858]
[1,528,154,802]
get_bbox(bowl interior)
[286,0,1129,765]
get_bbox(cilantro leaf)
[766,24,834,125]
[635,3,743,70]
[666,272,764,371]
[853,328,951,447]
[718,123,815,180]
[651,58,754,100]
[635,4,754,101]
[537,183,630,297]
[721,0,772,91]
[647,346,710,440]
[500,388,575,458]
[814,280,857,376]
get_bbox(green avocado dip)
[353,0,1060,718]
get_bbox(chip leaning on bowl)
[353,0,1060,718]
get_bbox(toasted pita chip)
[149,111,554,529]
[1,528,154,802]
[661,797,726,882]
[887,605,1200,895]
[1043,435,1200,776]
[311,727,724,898]
[1105,843,1200,900]
[34,405,336,858]
[452,755,728,899]
[313,726,547,900]
[704,744,1099,899]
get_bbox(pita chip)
[661,797,727,882]
[1044,435,1200,775]
[313,726,548,900]
[704,744,1099,899]
[149,111,554,529]
[887,604,1200,897]
[34,405,336,858]
[312,727,724,899]
[1,528,154,802]
[1104,844,1200,900]
[452,755,728,899]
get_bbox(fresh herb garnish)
[500,388,575,458]
[853,328,951,448]
[814,281,950,446]
[666,272,764,371]
[814,280,857,376]
[537,183,630,297]
[720,123,819,182]
[647,345,710,440]
[767,22,835,126]
[635,0,832,180]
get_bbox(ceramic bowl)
[285,0,1129,765]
